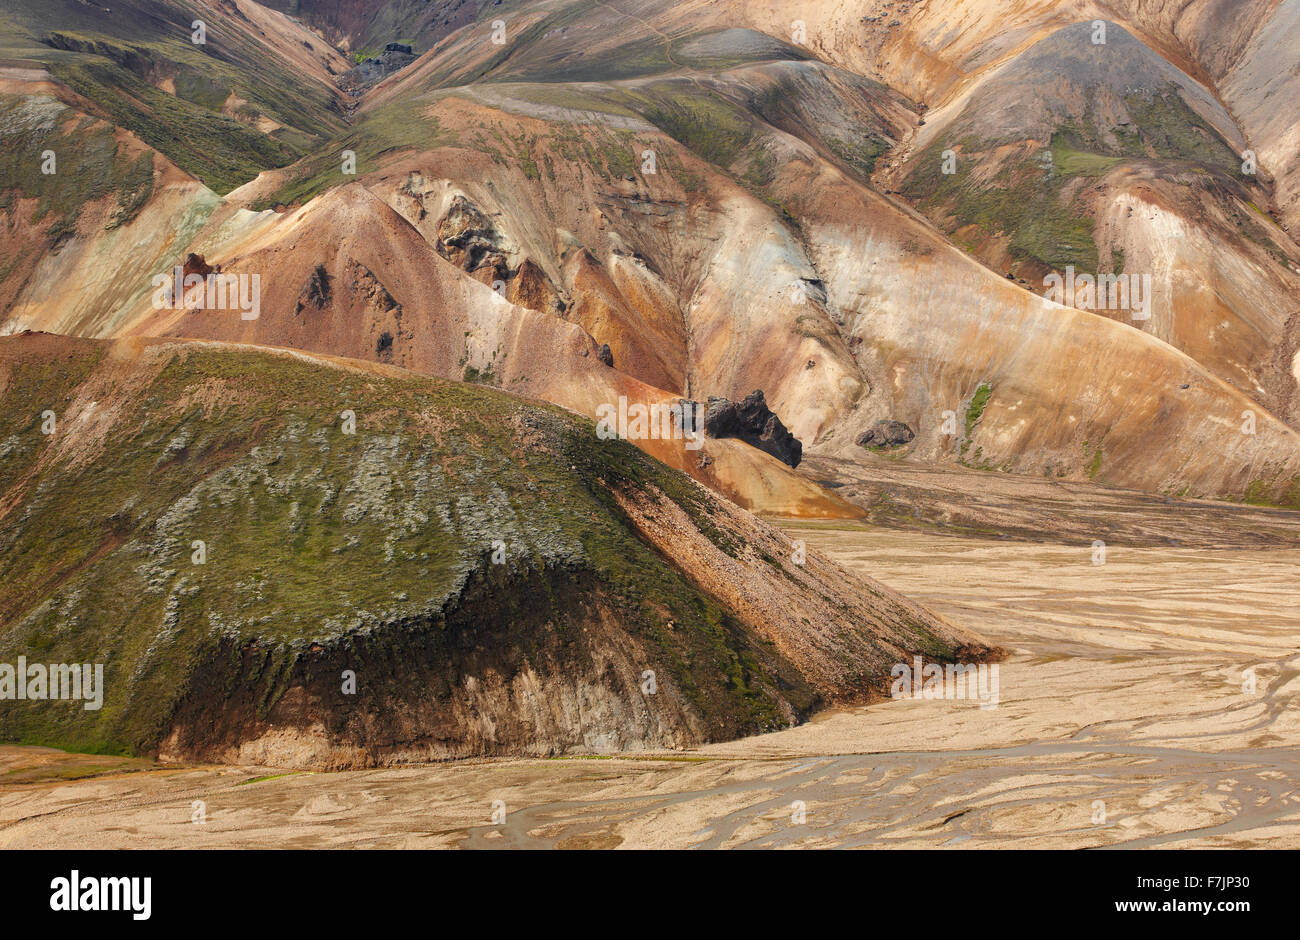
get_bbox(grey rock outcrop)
[856,419,915,448]
[295,263,331,315]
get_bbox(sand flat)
[2,525,1296,849]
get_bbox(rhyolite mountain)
[0,0,1297,762]
[2,0,1297,507]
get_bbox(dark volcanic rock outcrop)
[337,46,417,94]
[856,419,915,448]
[705,390,803,468]
[182,252,213,281]
[435,195,506,274]
[295,263,332,315]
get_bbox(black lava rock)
[295,263,331,315]
[855,419,915,448]
[704,390,802,468]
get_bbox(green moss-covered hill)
[0,334,992,767]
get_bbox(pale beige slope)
[1099,0,1281,81]
[1220,0,1300,235]
[2,179,217,337]
[1092,166,1300,423]
[782,156,1300,500]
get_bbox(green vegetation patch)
[49,58,297,194]
[1242,474,1300,509]
[21,20,347,194]
[252,97,448,209]
[905,136,1099,271]
[0,93,157,246]
[964,382,992,441]
[615,83,755,169]
[957,382,992,462]
[1049,134,1122,177]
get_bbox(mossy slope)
[0,335,983,765]
[0,0,347,194]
